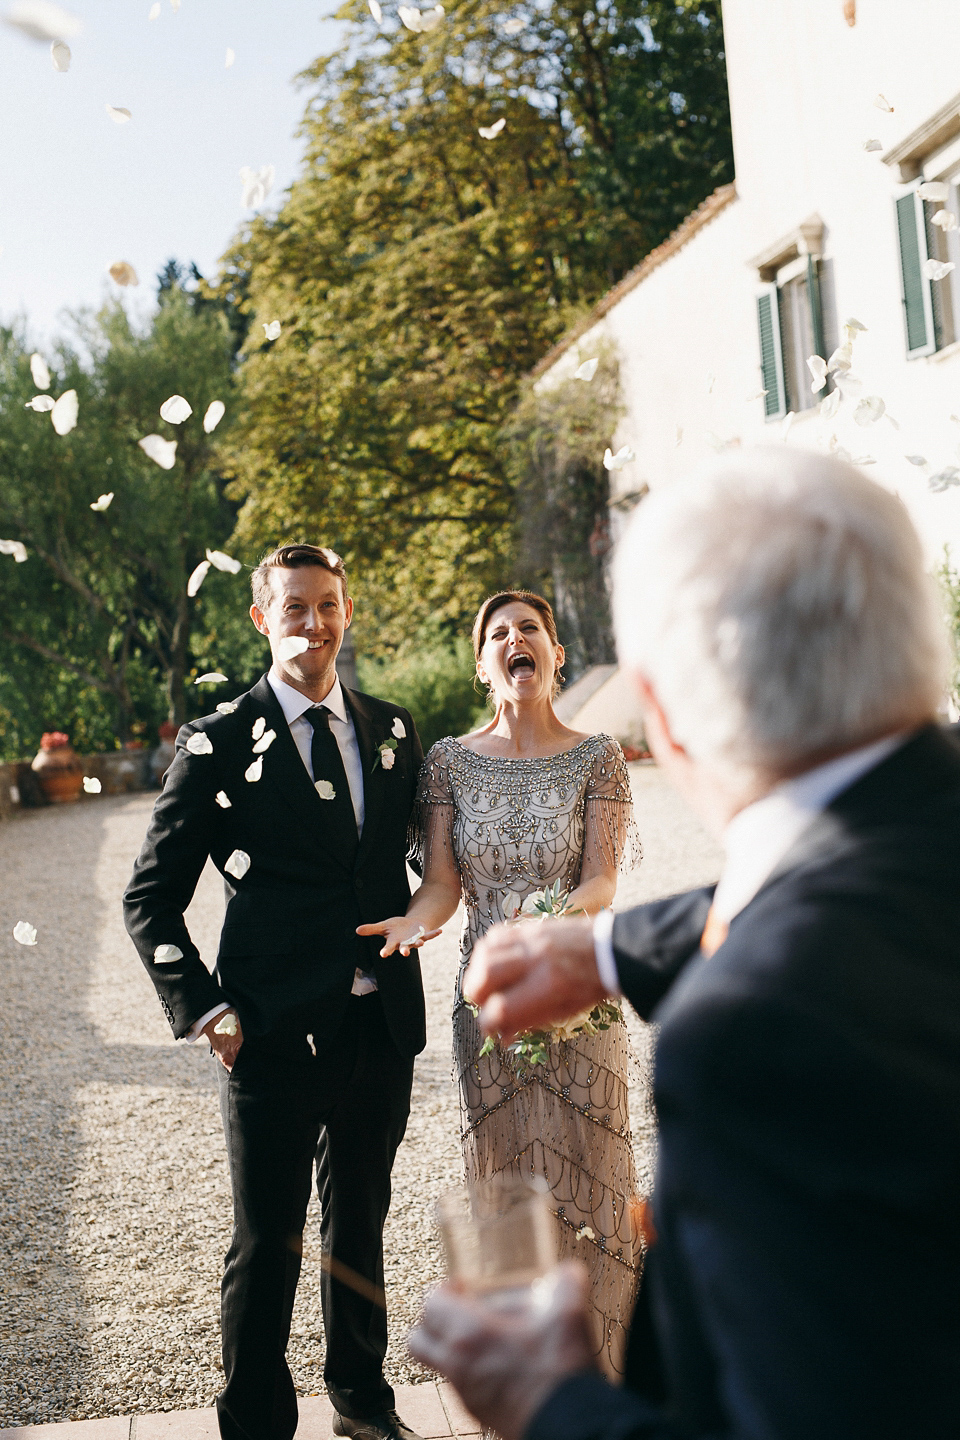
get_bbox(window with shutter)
[756,287,786,420]
[895,190,935,357]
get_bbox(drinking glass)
[436,1174,555,1305]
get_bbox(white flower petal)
[13,920,37,946]
[929,467,960,492]
[159,393,192,424]
[399,3,443,29]
[251,716,265,740]
[148,2,160,16]
[153,943,183,964]
[834,371,863,398]
[50,37,69,67]
[214,1012,238,1036]
[932,209,958,232]
[861,138,882,152]
[478,117,506,139]
[277,635,310,660]
[25,395,55,411]
[108,260,138,286]
[262,320,281,341]
[205,547,242,574]
[51,388,78,435]
[215,790,232,808]
[380,747,396,770]
[106,104,132,124]
[185,731,213,756]
[853,395,885,426]
[392,717,406,738]
[922,258,955,281]
[195,671,228,684]
[203,400,226,433]
[244,755,263,783]
[216,701,238,714]
[239,164,274,210]
[576,1226,595,1242]
[3,2,81,42]
[82,775,101,793]
[917,181,949,203]
[90,492,114,511]
[306,1032,317,1056]
[252,728,276,754]
[904,454,928,466]
[843,317,868,334]
[139,433,177,468]
[873,93,893,112]
[806,354,827,392]
[675,424,684,445]
[574,357,598,382]
[315,779,336,799]
[503,16,526,32]
[368,0,382,20]
[420,6,444,28]
[224,45,234,66]
[0,539,28,562]
[30,353,50,390]
[225,848,251,880]
[398,6,422,28]
[187,559,211,596]
[602,445,636,471]
[827,342,852,373]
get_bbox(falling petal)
[30,353,50,390]
[170,0,180,9]
[503,16,526,31]
[160,394,192,424]
[262,320,281,340]
[830,440,853,463]
[574,357,598,382]
[306,1032,317,1056]
[195,672,228,684]
[139,433,177,468]
[931,209,958,233]
[873,94,893,112]
[3,2,81,41]
[392,717,406,738]
[928,467,960,492]
[923,258,955,281]
[214,1013,238,1036]
[806,354,827,392]
[706,373,715,394]
[368,0,382,19]
[215,790,232,808]
[0,539,28,562]
[82,775,101,793]
[252,728,276,754]
[853,395,885,426]
[252,716,265,740]
[420,6,444,28]
[216,701,238,714]
[602,445,636,471]
[576,1226,595,1242]
[745,390,767,403]
[108,260,138,286]
[478,118,506,139]
[185,731,213,755]
[827,342,852,373]
[398,6,422,28]
[153,943,183,964]
[148,1,160,15]
[844,317,868,334]
[239,164,274,209]
[885,413,901,430]
[224,46,234,67]
[187,560,210,596]
[13,920,37,945]
[278,635,310,660]
[862,138,882,152]
[781,411,796,440]
[674,425,683,446]
[50,37,69,67]
[315,779,335,800]
[244,755,263,783]
[203,400,225,433]
[51,388,78,435]
[834,371,863,398]
[206,547,242,574]
[25,395,55,412]
[904,455,927,466]
[398,3,443,29]
[917,181,949,203]
[106,105,132,123]
[90,492,114,511]
[852,455,876,465]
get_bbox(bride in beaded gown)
[358,590,643,1377]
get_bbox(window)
[750,217,828,421]
[894,182,960,357]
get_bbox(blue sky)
[0,0,342,347]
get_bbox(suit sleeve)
[122,722,228,1038]
[612,888,715,1020]
[527,1374,680,1440]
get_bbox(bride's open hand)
[357,917,442,957]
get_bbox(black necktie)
[305,707,358,861]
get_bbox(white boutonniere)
[373,738,398,772]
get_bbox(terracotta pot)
[31,744,84,804]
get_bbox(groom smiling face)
[250,561,354,700]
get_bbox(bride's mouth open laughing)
[507,653,536,677]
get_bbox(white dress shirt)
[188,667,376,1042]
[593,732,907,995]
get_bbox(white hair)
[612,447,948,782]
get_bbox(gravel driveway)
[0,765,721,1430]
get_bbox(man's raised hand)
[464,917,606,1038]
[203,1009,244,1071]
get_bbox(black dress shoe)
[332,1410,424,1440]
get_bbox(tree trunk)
[167,590,190,726]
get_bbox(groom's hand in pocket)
[202,1009,244,1071]
[465,918,605,1039]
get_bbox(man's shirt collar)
[267,667,348,726]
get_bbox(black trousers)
[215,993,414,1440]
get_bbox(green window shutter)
[896,190,935,358]
[756,286,786,419]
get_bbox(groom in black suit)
[124,544,428,1440]
[408,452,960,1439]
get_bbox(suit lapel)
[344,687,387,864]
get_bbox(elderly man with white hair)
[409,449,960,1440]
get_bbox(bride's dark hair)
[472,590,563,699]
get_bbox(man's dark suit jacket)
[123,674,426,1055]
[529,724,960,1440]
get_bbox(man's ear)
[632,672,688,764]
[343,596,354,628]
[250,603,268,637]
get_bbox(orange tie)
[700,904,729,958]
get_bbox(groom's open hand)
[202,1009,244,1071]
[465,918,605,1038]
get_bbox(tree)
[215,0,732,656]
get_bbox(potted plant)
[31,731,84,804]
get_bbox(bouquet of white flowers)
[476,882,623,1072]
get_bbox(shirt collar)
[712,731,907,925]
[267,668,348,726]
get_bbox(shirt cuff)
[186,1003,230,1043]
[593,910,622,997]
